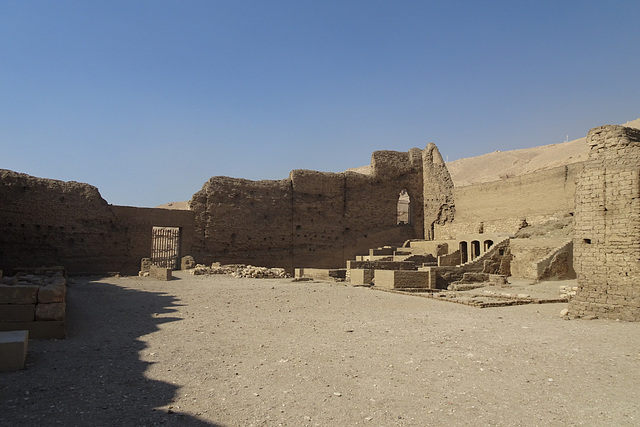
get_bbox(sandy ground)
[2,272,640,426]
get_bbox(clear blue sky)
[1,1,639,207]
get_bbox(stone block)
[423,267,437,289]
[489,274,509,285]
[0,285,38,304]
[149,264,172,281]
[181,255,196,270]
[0,304,35,322]
[140,258,152,273]
[0,330,28,372]
[37,278,66,303]
[461,272,490,283]
[35,303,65,321]
[374,270,432,289]
[349,269,374,286]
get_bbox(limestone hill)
[448,118,640,187]
[160,118,640,207]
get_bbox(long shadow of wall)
[0,277,223,426]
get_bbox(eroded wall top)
[190,144,454,268]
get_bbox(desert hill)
[446,137,589,187]
[159,118,640,208]
[448,118,640,187]
[347,118,640,187]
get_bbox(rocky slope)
[448,118,640,187]
[160,118,640,206]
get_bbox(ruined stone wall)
[0,170,195,275]
[510,238,573,280]
[190,145,452,269]
[435,164,579,239]
[570,125,640,321]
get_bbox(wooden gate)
[151,226,181,269]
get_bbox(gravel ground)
[2,272,640,426]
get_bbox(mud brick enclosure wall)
[570,125,640,321]
[435,164,579,239]
[1,144,454,274]
[190,144,454,270]
[0,170,195,275]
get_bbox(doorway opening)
[151,226,181,269]
[397,189,412,225]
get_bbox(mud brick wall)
[1,144,454,274]
[189,176,294,268]
[435,164,579,239]
[570,125,640,321]
[191,144,454,269]
[0,170,195,275]
[0,170,124,273]
[110,206,195,275]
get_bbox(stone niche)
[570,125,640,321]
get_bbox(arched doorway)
[471,240,481,260]
[397,189,411,225]
[460,241,469,263]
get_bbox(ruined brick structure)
[1,144,453,275]
[0,170,195,275]
[190,143,454,270]
[569,125,640,321]
[3,125,640,322]
[423,144,455,239]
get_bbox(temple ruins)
[1,123,639,327]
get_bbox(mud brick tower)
[570,125,640,321]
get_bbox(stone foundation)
[374,269,435,290]
[0,268,67,338]
[349,269,374,286]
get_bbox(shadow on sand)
[0,277,224,426]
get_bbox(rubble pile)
[189,263,290,279]
[559,285,578,300]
